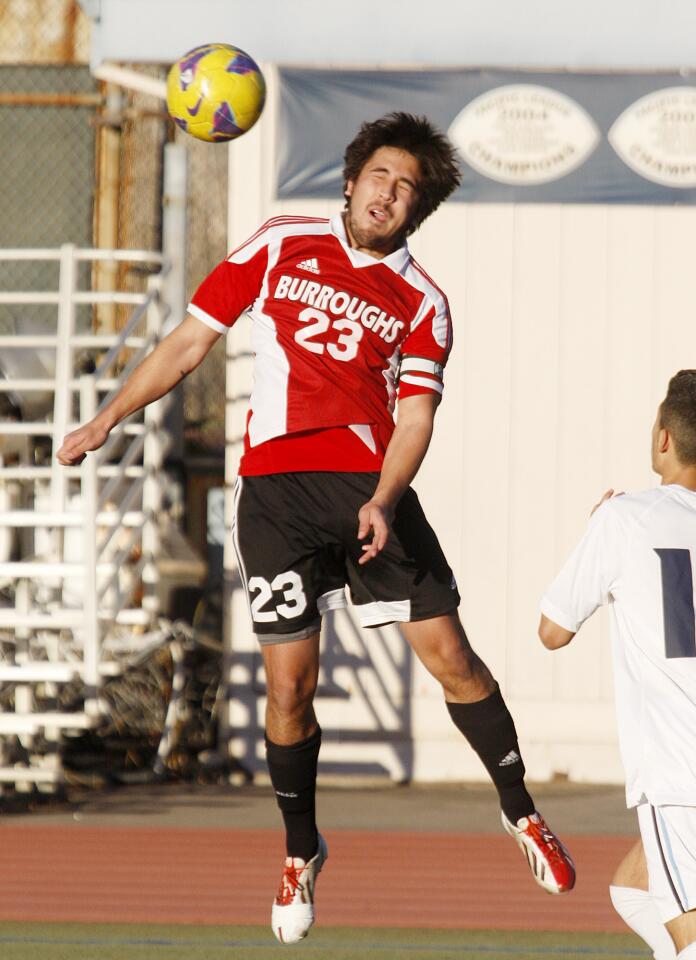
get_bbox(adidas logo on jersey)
[296,258,320,274]
[499,750,521,767]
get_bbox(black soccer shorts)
[232,471,461,644]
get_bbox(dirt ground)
[2,779,636,835]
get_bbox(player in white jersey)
[540,370,696,960]
[57,113,574,944]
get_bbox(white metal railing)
[0,243,171,786]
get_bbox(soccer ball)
[166,43,266,143]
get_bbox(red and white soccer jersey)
[188,214,452,473]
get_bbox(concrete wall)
[221,68,696,783]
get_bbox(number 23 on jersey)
[294,307,363,362]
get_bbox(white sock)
[677,944,696,959]
[609,885,677,960]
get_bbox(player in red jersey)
[57,113,575,943]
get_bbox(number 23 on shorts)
[248,571,308,623]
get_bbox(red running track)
[0,826,632,931]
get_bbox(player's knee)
[267,673,317,716]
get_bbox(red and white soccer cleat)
[271,834,328,944]
[502,811,576,894]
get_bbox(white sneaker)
[271,834,328,943]
[502,811,576,894]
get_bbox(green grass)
[0,923,649,960]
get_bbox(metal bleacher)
[0,243,173,789]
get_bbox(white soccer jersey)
[188,213,452,450]
[541,485,696,808]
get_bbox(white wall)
[221,69,696,783]
[88,0,696,70]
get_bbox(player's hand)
[590,488,624,516]
[56,419,110,465]
[357,499,393,565]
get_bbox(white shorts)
[638,800,696,923]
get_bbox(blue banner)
[277,69,696,204]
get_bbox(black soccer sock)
[446,688,535,824]
[265,727,321,862]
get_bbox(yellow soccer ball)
[166,43,266,142]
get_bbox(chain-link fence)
[0,0,228,794]
[0,63,97,338]
[0,0,90,66]
[108,67,168,334]
[0,1,96,427]
[0,0,227,452]
[181,133,228,453]
[119,81,229,453]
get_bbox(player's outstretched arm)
[56,315,220,465]
[357,393,438,565]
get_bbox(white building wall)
[222,69,696,783]
[89,0,696,70]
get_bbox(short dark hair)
[660,370,696,465]
[343,112,461,234]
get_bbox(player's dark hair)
[343,112,461,234]
[660,370,696,465]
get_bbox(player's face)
[344,146,421,258]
